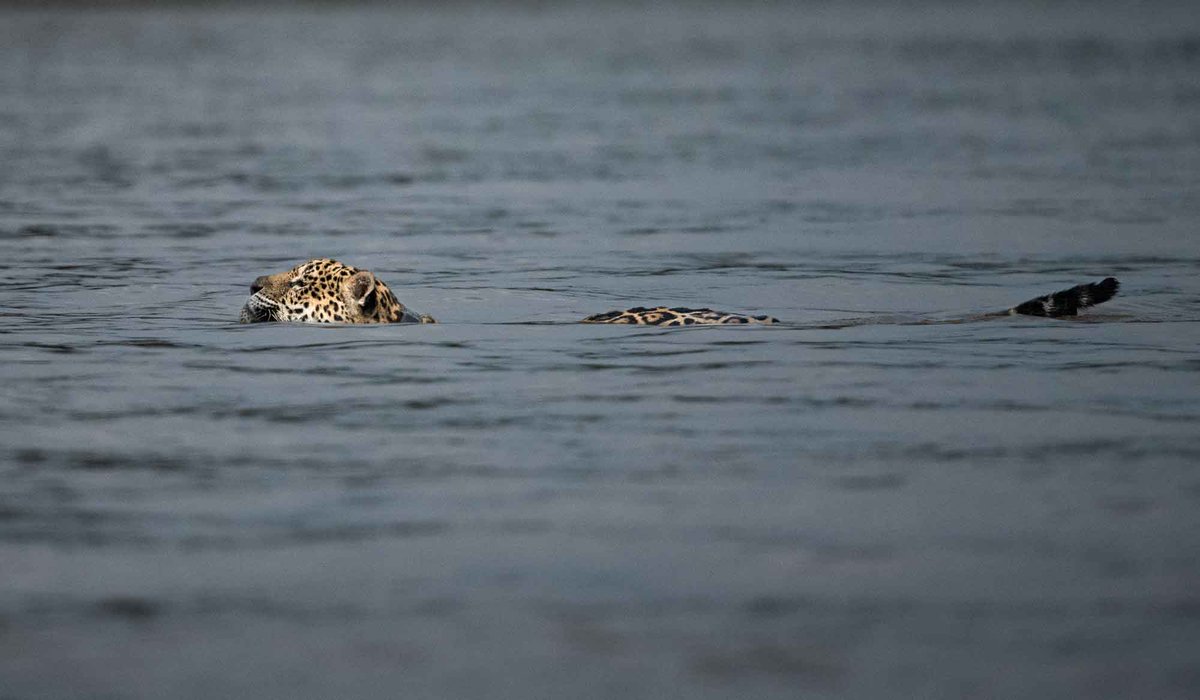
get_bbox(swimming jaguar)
[238,258,1120,325]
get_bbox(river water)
[1,2,1199,698]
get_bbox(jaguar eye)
[289,277,305,287]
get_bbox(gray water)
[2,2,1200,698]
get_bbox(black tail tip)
[1012,277,1121,317]
[1094,277,1120,304]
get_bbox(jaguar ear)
[347,271,378,314]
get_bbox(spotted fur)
[581,306,779,326]
[240,259,777,326]
[240,260,1119,326]
[238,259,435,324]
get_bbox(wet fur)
[240,260,1119,326]
[239,259,435,324]
[581,307,778,325]
[1007,277,1120,318]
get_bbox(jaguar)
[238,258,1119,325]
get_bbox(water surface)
[2,2,1199,698]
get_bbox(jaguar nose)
[250,276,269,295]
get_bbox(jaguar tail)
[1009,277,1120,317]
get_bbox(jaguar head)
[239,258,414,324]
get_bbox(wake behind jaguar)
[239,258,1120,326]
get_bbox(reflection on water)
[1,2,1199,698]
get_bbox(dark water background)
[2,2,1199,698]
